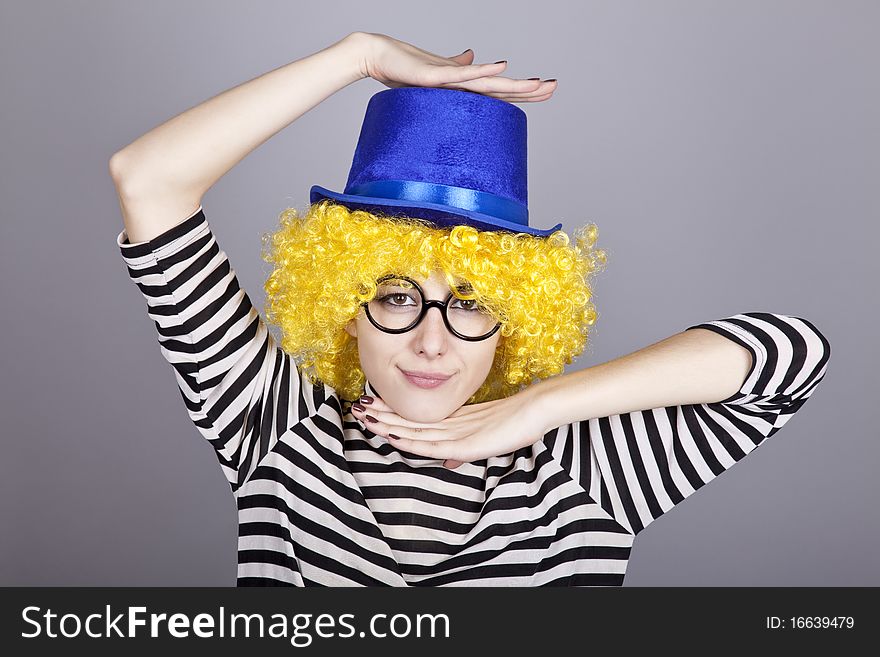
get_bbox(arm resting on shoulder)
[534,327,754,432]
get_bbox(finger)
[352,407,460,442]
[491,91,556,104]
[387,435,468,460]
[492,79,557,96]
[352,406,447,433]
[459,77,556,96]
[354,395,398,415]
[388,427,459,442]
[358,395,484,427]
[425,60,509,85]
[447,48,475,64]
[495,79,547,93]
[382,421,460,443]
[443,459,465,469]
[410,42,471,66]
[355,395,391,412]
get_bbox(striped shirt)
[117,205,832,586]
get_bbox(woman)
[111,32,831,586]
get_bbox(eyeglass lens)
[367,277,498,338]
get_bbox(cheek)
[356,332,398,371]
[468,343,499,376]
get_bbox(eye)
[452,297,479,311]
[378,293,416,306]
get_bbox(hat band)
[345,179,528,227]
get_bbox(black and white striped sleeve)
[547,312,832,536]
[117,205,326,493]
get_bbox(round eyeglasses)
[362,275,502,341]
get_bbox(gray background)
[1,0,875,585]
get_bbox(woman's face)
[345,269,501,422]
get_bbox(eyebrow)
[379,275,475,298]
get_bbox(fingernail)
[365,415,378,423]
[546,78,557,82]
[494,60,507,64]
[388,434,401,440]
[352,403,366,412]
[528,77,540,80]
[359,395,374,404]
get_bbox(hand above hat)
[355,31,557,104]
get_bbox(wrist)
[527,373,576,434]
[337,31,373,83]
[523,375,563,437]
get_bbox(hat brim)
[309,185,562,237]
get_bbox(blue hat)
[310,86,563,237]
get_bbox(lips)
[399,368,452,381]
[399,367,453,389]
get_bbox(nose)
[413,303,450,351]
[421,303,448,331]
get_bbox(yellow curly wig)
[260,199,607,405]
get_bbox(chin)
[397,398,459,423]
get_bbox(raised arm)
[112,34,372,493]
[108,31,370,242]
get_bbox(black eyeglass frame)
[361,274,502,342]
